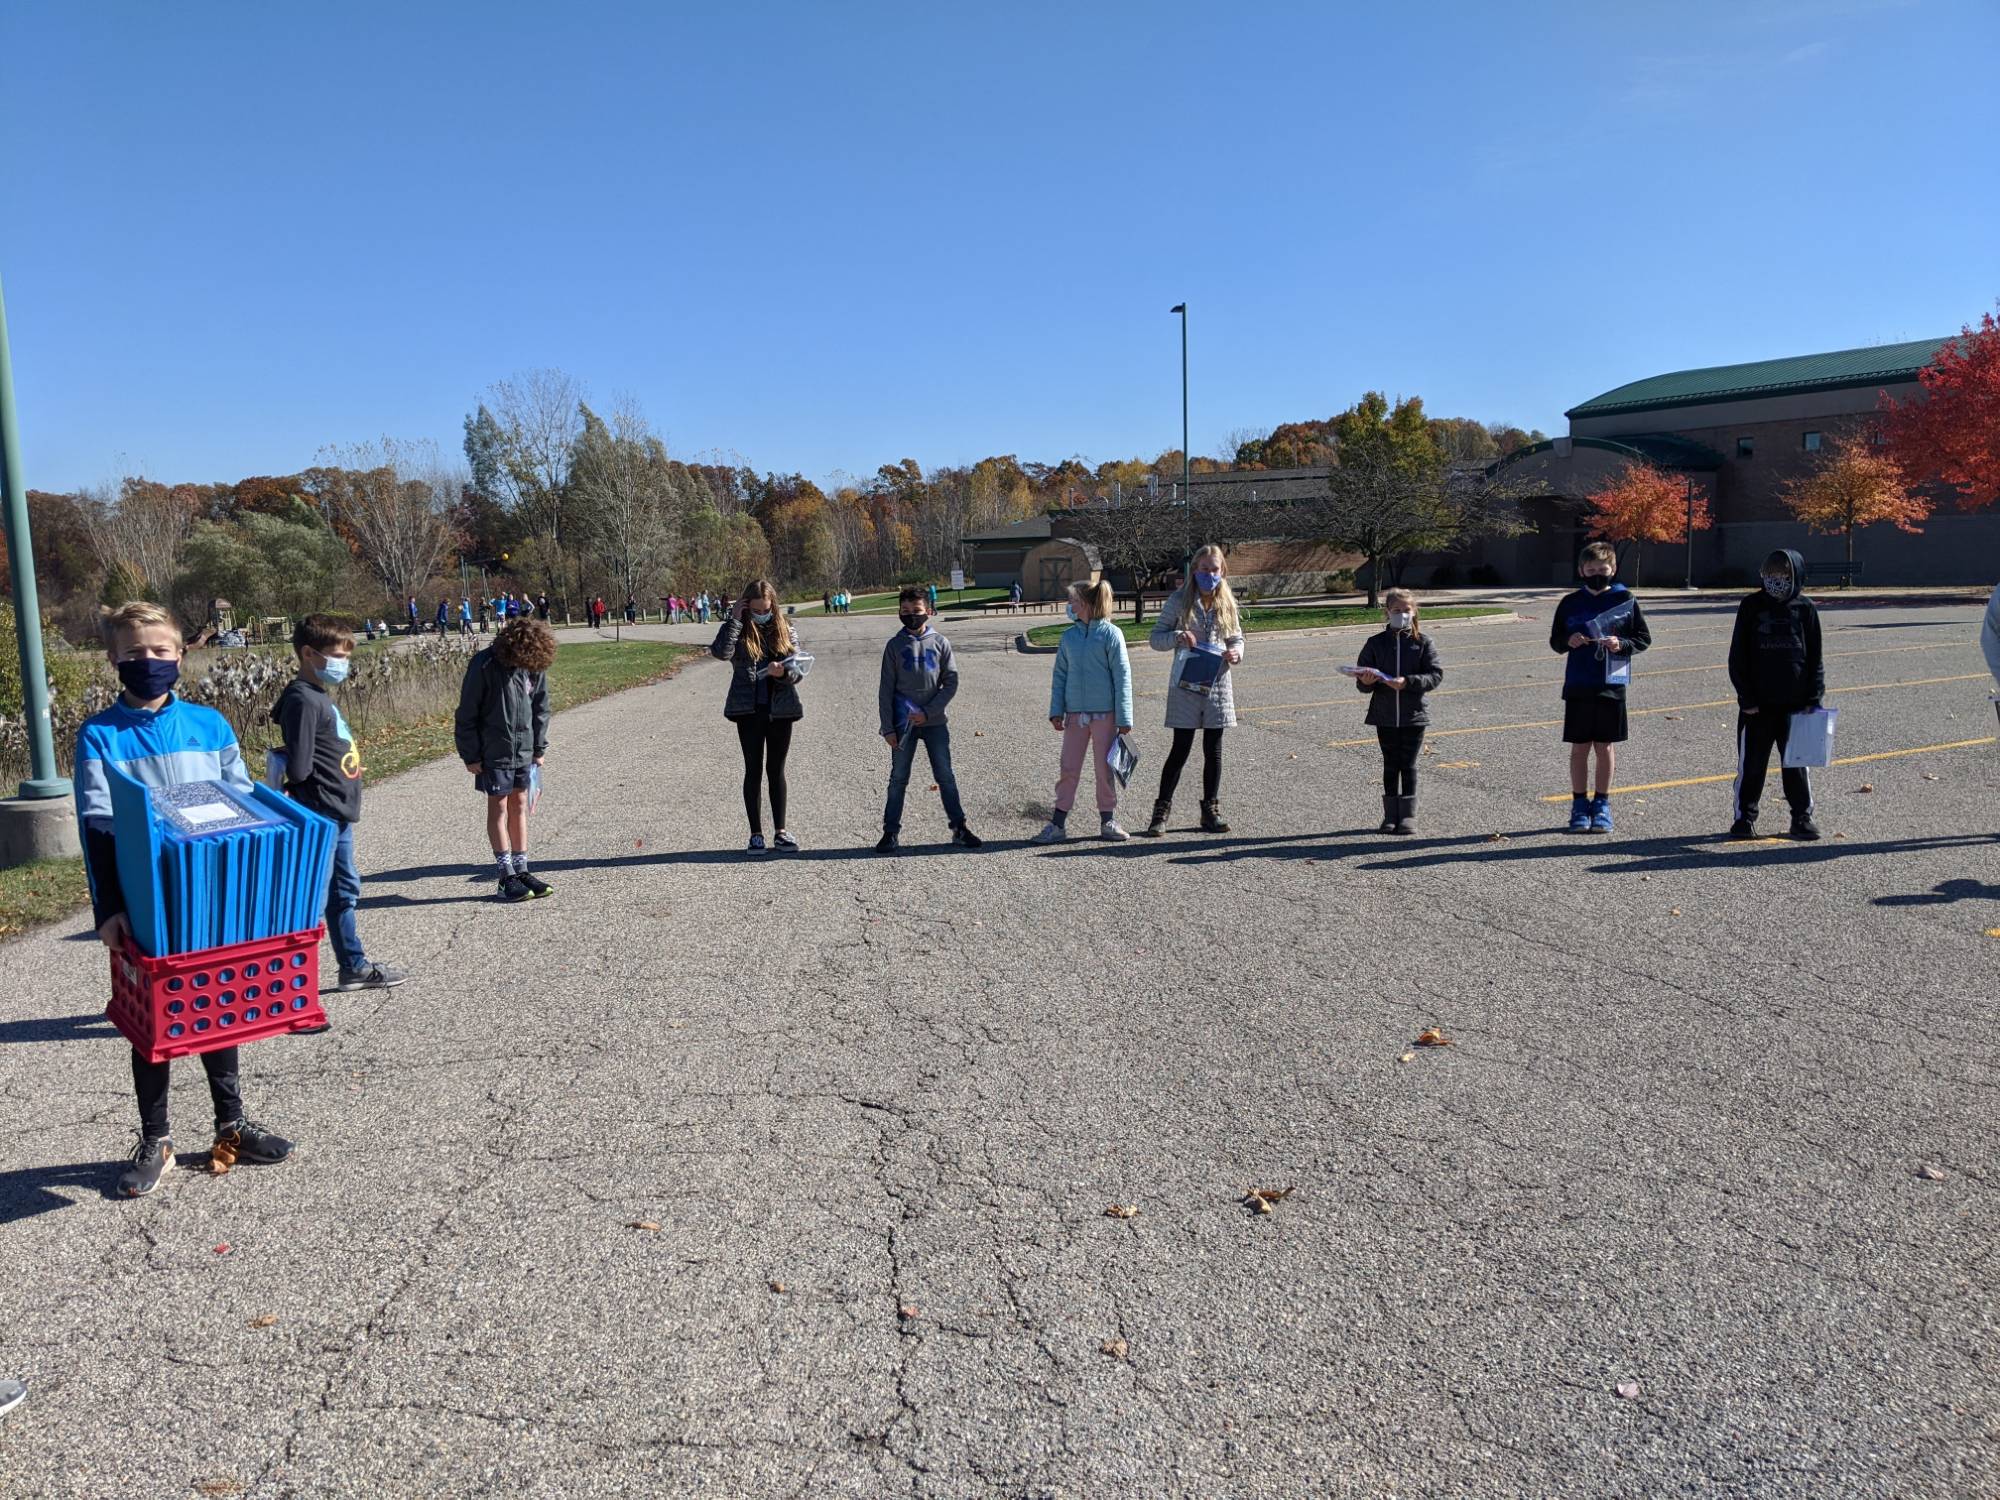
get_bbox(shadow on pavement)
[0,1011,117,1048]
[1874,876,2000,907]
[0,1160,121,1224]
[1356,831,1999,875]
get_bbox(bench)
[1806,560,1865,584]
[978,598,1060,615]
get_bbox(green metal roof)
[1567,337,1951,419]
[1484,435,1721,478]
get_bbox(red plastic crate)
[108,927,328,1064]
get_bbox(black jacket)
[273,677,363,824]
[453,647,551,768]
[710,616,806,721]
[1355,627,1444,728]
[1727,548,1824,710]
[1550,584,1652,700]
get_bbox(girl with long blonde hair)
[710,579,807,852]
[1139,544,1245,837]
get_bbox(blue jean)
[883,723,966,834]
[326,821,366,973]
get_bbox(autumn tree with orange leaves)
[1583,460,1709,584]
[1779,430,1928,585]
[1880,309,2000,512]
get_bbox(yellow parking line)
[1536,735,1998,801]
[1320,673,1993,749]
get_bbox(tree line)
[14,366,1550,641]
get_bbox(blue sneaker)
[1588,795,1613,834]
[1566,794,1591,833]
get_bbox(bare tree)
[78,476,199,606]
[571,399,685,607]
[479,368,587,608]
[305,438,457,605]
[1069,496,1188,623]
[1294,459,1525,606]
[1218,426,1271,464]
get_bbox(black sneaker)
[118,1135,174,1198]
[212,1118,293,1168]
[516,871,553,898]
[875,831,900,853]
[337,962,407,992]
[1728,818,1758,840]
[951,825,983,849]
[747,833,767,854]
[498,875,531,903]
[773,830,800,852]
[1790,813,1822,842]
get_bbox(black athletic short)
[1562,695,1628,745]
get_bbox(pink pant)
[1054,714,1119,814]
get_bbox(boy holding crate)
[76,602,296,1198]
[274,614,406,993]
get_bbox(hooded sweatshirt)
[1727,548,1824,710]
[878,624,959,736]
[1550,580,1652,699]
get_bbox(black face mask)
[1582,574,1611,592]
[900,614,926,632]
[116,657,181,700]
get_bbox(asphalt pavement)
[1,593,1995,1499]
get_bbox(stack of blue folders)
[105,767,338,958]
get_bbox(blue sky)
[4,0,1995,492]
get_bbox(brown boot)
[1199,801,1229,834]
[1139,798,1171,838]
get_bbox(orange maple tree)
[1584,460,1709,580]
[1779,430,1928,582]
[1880,308,2000,511]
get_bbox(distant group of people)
[665,593,722,625]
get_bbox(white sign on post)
[949,567,965,591]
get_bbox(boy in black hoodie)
[1726,549,1824,841]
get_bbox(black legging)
[735,712,794,833]
[1377,725,1425,797]
[1157,726,1225,803]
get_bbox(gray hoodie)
[878,626,959,737]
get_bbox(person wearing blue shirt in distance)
[1032,578,1134,843]
[75,601,296,1198]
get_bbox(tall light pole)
[1171,303,1190,559]
[0,271,70,799]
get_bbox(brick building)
[1483,337,1998,586]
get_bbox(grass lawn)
[1025,603,1510,648]
[0,638,697,943]
[803,586,1011,615]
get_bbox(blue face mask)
[1066,604,1080,623]
[1194,571,1220,593]
[116,657,180,700]
[314,655,351,686]
[751,611,774,625]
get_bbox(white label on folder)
[177,802,237,827]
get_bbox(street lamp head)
[1170,304,1186,314]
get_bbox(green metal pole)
[0,271,70,799]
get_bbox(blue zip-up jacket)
[74,693,255,926]
[1550,583,1652,700]
[1049,618,1133,724]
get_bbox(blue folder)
[104,765,169,957]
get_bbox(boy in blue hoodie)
[76,602,296,1197]
[876,588,981,852]
[1550,542,1651,833]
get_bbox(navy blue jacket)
[1550,583,1651,700]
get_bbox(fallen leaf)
[1287,753,1297,760]
[246,1314,278,1329]
[1100,1336,1129,1359]
[1485,832,1507,842]
[1662,714,1681,721]
[210,1135,238,1175]
[1985,927,2000,939]
[1245,1186,1296,1215]
[193,1481,246,1498]
[973,730,985,737]
[1414,1028,1453,1047]
[1614,1381,1641,1401]
[1398,1051,1416,1064]
[213,1242,233,1256]
[1104,1203,1140,1219]
[1670,908,1683,917]
[629,1219,661,1232]
[898,1304,920,1320]
[1856,783,1874,793]
[928,784,939,792]
[1922,772,1940,782]
[768,1280,788,1293]
[1255,1196,1273,1214]
[1917,1164,1946,1182]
